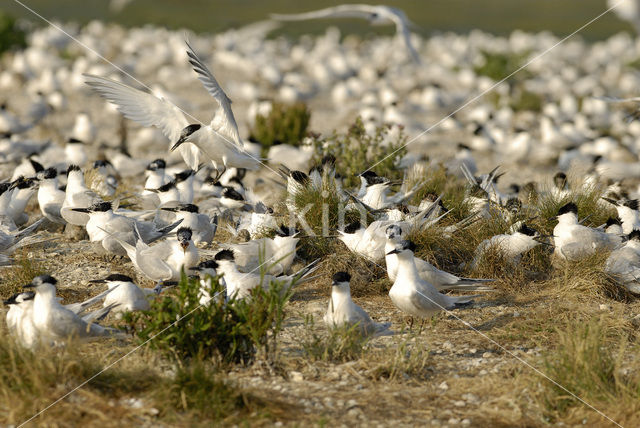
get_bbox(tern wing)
[270,5,377,21]
[185,42,242,148]
[84,74,192,144]
[390,12,421,64]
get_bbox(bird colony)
[4,4,640,425]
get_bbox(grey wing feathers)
[84,74,189,143]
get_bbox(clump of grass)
[0,330,156,425]
[367,339,432,382]
[322,244,389,297]
[124,272,293,364]
[542,317,640,419]
[474,49,531,82]
[0,10,26,54]
[155,360,248,420]
[0,253,46,299]
[311,117,407,188]
[249,102,311,156]
[302,315,369,363]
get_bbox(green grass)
[303,315,369,363]
[250,102,311,157]
[0,253,47,300]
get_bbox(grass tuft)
[250,102,311,156]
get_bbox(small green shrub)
[0,10,26,55]
[250,102,311,156]
[124,272,293,364]
[0,254,46,299]
[311,117,407,188]
[302,315,369,363]
[474,49,531,82]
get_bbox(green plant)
[368,339,432,381]
[311,117,408,188]
[0,253,46,299]
[542,317,640,417]
[302,315,369,363]
[250,102,311,156]
[125,271,293,364]
[474,49,531,82]
[0,10,26,55]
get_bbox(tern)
[271,4,422,64]
[36,167,66,224]
[90,274,163,315]
[387,240,475,319]
[84,41,261,175]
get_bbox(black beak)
[170,135,187,152]
[386,249,400,255]
[22,283,35,289]
[601,197,617,205]
[189,266,201,271]
[88,278,106,284]
[160,207,178,212]
[71,207,90,213]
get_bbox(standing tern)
[387,240,475,319]
[271,4,422,64]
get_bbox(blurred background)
[0,0,634,40]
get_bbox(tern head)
[67,164,82,176]
[89,273,134,284]
[343,221,362,235]
[629,230,640,242]
[72,200,112,213]
[385,224,403,241]
[171,124,202,151]
[162,203,199,213]
[332,271,351,287]
[147,180,177,194]
[67,137,84,145]
[40,167,58,180]
[504,197,522,214]
[386,240,416,256]
[557,202,578,218]
[359,170,387,186]
[0,182,11,196]
[146,159,166,172]
[457,143,472,152]
[174,169,195,183]
[190,259,219,275]
[3,291,35,305]
[553,172,568,190]
[605,217,622,228]
[177,227,193,251]
[622,199,639,211]
[24,274,58,292]
[516,223,539,238]
[276,224,298,237]
[10,176,38,191]
[221,186,244,201]
[29,159,44,174]
[214,249,235,263]
[92,159,112,169]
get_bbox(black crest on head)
[457,143,471,151]
[104,273,133,282]
[67,164,81,174]
[360,170,386,185]
[180,124,201,138]
[91,201,112,212]
[332,271,351,284]
[157,181,176,192]
[623,199,639,211]
[344,221,362,234]
[398,240,417,253]
[605,217,622,227]
[147,159,166,171]
[214,249,235,262]
[29,159,44,173]
[629,230,640,241]
[557,202,578,216]
[0,182,10,195]
[222,186,244,201]
[178,203,199,213]
[197,260,219,270]
[277,224,298,237]
[93,159,111,169]
[177,227,193,241]
[33,275,57,286]
[43,167,57,179]
[517,224,537,236]
[174,169,195,182]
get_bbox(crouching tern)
[324,271,392,336]
[23,275,123,346]
[84,41,261,175]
